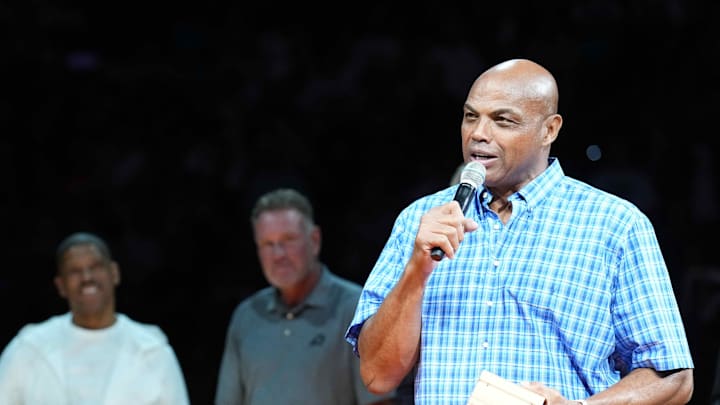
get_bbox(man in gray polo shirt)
[215,188,398,405]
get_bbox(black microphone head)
[459,161,486,189]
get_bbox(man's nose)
[269,242,287,254]
[80,267,94,279]
[470,118,491,142]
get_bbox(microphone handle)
[430,183,475,262]
[430,246,446,261]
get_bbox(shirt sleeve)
[345,204,419,356]
[158,344,191,405]
[0,337,25,404]
[215,309,244,405]
[610,212,694,374]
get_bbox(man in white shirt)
[0,231,190,405]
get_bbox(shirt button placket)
[284,312,294,336]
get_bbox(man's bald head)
[472,59,559,116]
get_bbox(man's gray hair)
[250,188,315,226]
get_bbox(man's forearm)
[585,368,693,405]
[357,264,427,394]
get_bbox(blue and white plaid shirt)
[346,158,693,404]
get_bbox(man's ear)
[542,113,563,146]
[311,226,321,256]
[54,275,68,298]
[110,261,121,286]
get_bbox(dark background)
[2,1,720,404]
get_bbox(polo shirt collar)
[266,265,331,314]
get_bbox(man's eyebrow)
[464,104,516,116]
[492,108,516,116]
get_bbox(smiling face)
[461,59,562,197]
[54,243,120,329]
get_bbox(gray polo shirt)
[215,267,394,405]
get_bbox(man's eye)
[63,269,83,277]
[496,116,516,125]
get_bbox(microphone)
[430,161,486,261]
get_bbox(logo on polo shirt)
[309,334,325,346]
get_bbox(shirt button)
[493,260,499,267]
[482,341,489,349]
[284,329,291,336]
[493,223,500,230]
[286,313,294,320]
[485,301,493,307]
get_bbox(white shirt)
[0,312,190,405]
